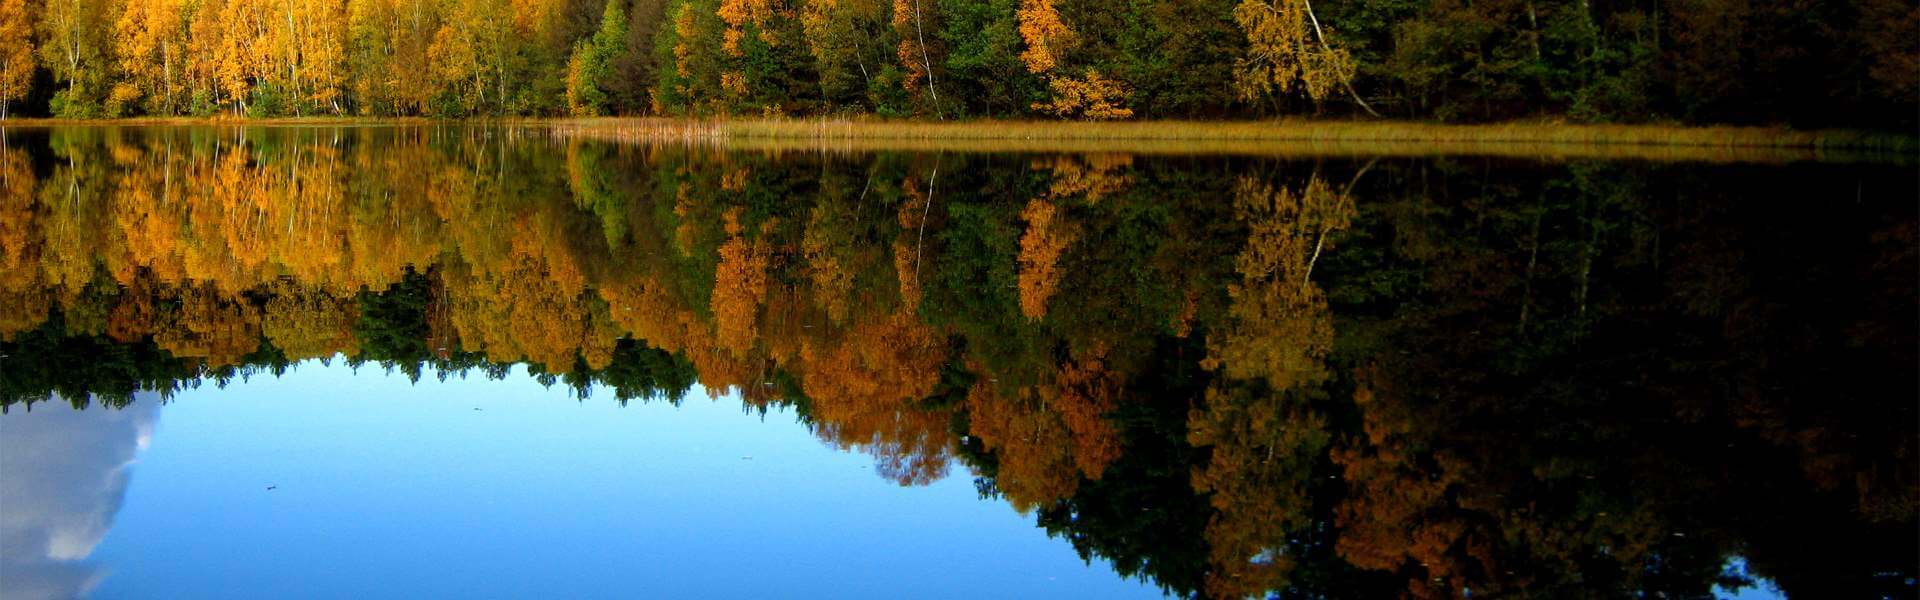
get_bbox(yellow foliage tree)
[1032,68,1132,120]
[1016,198,1074,320]
[0,0,35,117]
[965,351,1122,512]
[1204,174,1352,390]
[718,0,782,55]
[891,0,939,112]
[1015,0,1070,74]
[185,0,224,108]
[1034,154,1133,201]
[798,0,881,100]
[114,0,185,114]
[303,0,353,112]
[1230,0,1375,114]
[800,311,953,484]
[711,208,769,357]
[215,0,264,113]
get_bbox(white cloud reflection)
[1,393,160,600]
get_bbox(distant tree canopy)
[0,0,1914,126]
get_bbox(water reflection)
[0,393,159,599]
[0,126,1913,598]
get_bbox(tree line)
[0,0,1913,125]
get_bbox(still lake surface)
[0,125,1913,599]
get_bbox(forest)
[0,0,1914,126]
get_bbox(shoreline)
[553,118,1917,151]
[545,118,1916,163]
[5,116,1910,145]
[5,117,1912,162]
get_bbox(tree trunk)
[1297,0,1381,117]
[910,0,941,119]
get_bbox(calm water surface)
[0,126,1913,599]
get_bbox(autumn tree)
[113,0,186,114]
[0,0,32,117]
[1016,0,1069,75]
[1230,0,1375,115]
[798,0,884,105]
[213,0,264,114]
[5,0,1912,123]
[184,0,224,112]
[717,0,780,57]
[1014,0,1130,120]
[309,0,355,112]
[39,0,116,116]
[1033,69,1132,119]
[891,0,940,115]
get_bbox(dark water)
[0,126,1914,599]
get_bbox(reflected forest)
[1,126,1915,599]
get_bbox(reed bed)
[546,117,1915,164]
[2,116,437,127]
[8,116,1908,163]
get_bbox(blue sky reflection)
[9,362,1162,599]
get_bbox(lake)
[0,125,1913,599]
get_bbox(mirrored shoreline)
[2,126,1914,598]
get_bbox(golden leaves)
[965,351,1123,512]
[718,0,782,56]
[1182,173,1355,597]
[1204,174,1352,390]
[712,208,770,357]
[1034,153,1133,201]
[0,0,31,111]
[1033,69,1133,120]
[1016,0,1071,75]
[672,1,701,95]
[1231,0,1357,103]
[891,0,931,93]
[1016,198,1074,320]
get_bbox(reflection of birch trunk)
[1303,227,1327,288]
[163,136,173,204]
[914,159,937,274]
[1576,200,1597,319]
[1302,158,1375,286]
[1520,199,1542,333]
[287,155,297,236]
[1298,0,1380,117]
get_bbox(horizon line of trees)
[0,0,1913,126]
